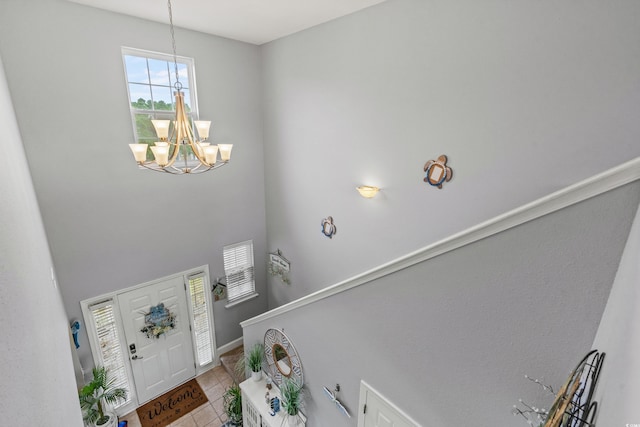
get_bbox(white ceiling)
[67,0,388,45]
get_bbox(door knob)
[131,355,143,360]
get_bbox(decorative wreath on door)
[140,303,176,339]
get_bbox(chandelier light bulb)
[151,145,170,166]
[129,144,148,163]
[194,120,211,140]
[203,145,219,165]
[151,120,170,140]
[218,144,233,162]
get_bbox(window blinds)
[223,240,256,304]
[88,300,131,406]
[187,273,213,366]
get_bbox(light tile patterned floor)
[119,365,234,427]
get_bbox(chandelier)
[128,0,232,175]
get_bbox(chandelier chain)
[167,0,182,91]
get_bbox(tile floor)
[119,365,235,427]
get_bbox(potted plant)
[246,342,264,381]
[223,384,243,426]
[280,377,303,425]
[79,365,127,427]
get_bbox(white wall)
[0,0,268,370]
[261,0,640,308]
[591,199,640,425]
[244,181,640,426]
[0,54,83,426]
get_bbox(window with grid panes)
[88,300,132,406]
[223,240,257,305]
[122,47,199,160]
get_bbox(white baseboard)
[196,337,245,376]
[217,337,244,357]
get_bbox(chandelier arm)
[163,91,190,167]
[175,91,210,165]
[165,142,179,167]
[168,164,189,174]
[136,159,227,175]
[138,162,184,174]
[187,163,210,173]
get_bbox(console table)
[240,375,306,427]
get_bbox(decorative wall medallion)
[321,216,337,239]
[269,249,291,284]
[140,303,176,339]
[423,155,453,189]
[264,328,304,387]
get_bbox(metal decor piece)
[321,216,337,239]
[264,328,303,387]
[423,155,453,189]
[322,384,351,418]
[268,249,291,284]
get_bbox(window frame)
[81,297,136,416]
[223,240,259,308]
[121,46,201,146]
[185,271,216,368]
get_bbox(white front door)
[357,381,419,427]
[118,276,196,404]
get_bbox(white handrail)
[242,157,640,328]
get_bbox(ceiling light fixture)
[128,0,231,174]
[356,185,380,198]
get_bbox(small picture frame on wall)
[213,281,227,301]
[268,249,291,285]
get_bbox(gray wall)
[261,0,640,308]
[0,0,267,370]
[591,194,640,424]
[2,0,640,423]
[244,182,640,426]
[0,55,83,426]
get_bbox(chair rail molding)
[242,157,640,328]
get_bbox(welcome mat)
[136,379,208,427]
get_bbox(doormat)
[136,379,208,427]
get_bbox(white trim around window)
[223,240,258,308]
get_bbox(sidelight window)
[86,299,132,407]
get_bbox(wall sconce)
[356,186,380,198]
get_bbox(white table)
[240,375,306,427]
